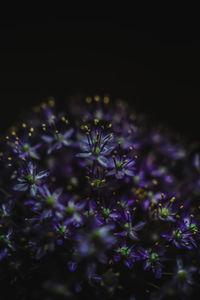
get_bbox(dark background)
[0,18,200,139]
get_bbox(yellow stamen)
[94,95,100,102]
[103,96,109,104]
[86,97,92,103]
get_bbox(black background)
[0,17,200,139]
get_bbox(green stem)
[162,272,173,276]
[0,188,10,198]
[145,281,160,290]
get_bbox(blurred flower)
[75,224,116,263]
[42,128,74,154]
[116,212,146,240]
[173,258,197,291]
[12,139,41,160]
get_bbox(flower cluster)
[0,96,200,299]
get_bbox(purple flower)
[182,216,199,237]
[13,162,49,197]
[116,212,146,240]
[106,155,135,179]
[151,195,177,222]
[42,106,57,125]
[63,198,85,226]
[75,224,116,263]
[173,258,197,291]
[25,185,63,217]
[133,169,149,188]
[39,185,63,208]
[140,248,166,278]
[42,128,74,154]
[88,196,122,225]
[54,223,69,240]
[162,219,197,249]
[116,197,136,212]
[76,130,115,167]
[114,242,140,268]
[12,139,41,160]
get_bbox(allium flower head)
[0,95,200,299]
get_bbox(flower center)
[134,175,140,183]
[124,222,130,230]
[150,252,159,262]
[45,196,54,206]
[23,143,30,151]
[160,208,169,217]
[55,133,63,142]
[116,161,123,170]
[27,174,34,183]
[176,230,183,239]
[103,208,110,216]
[190,223,197,232]
[178,269,187,279]
[91,230,101,241]
[92,179,101,187]
[65,205,74,215]
[120,246,131,256]
[0,234,5,241]
[92,146,101,156]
